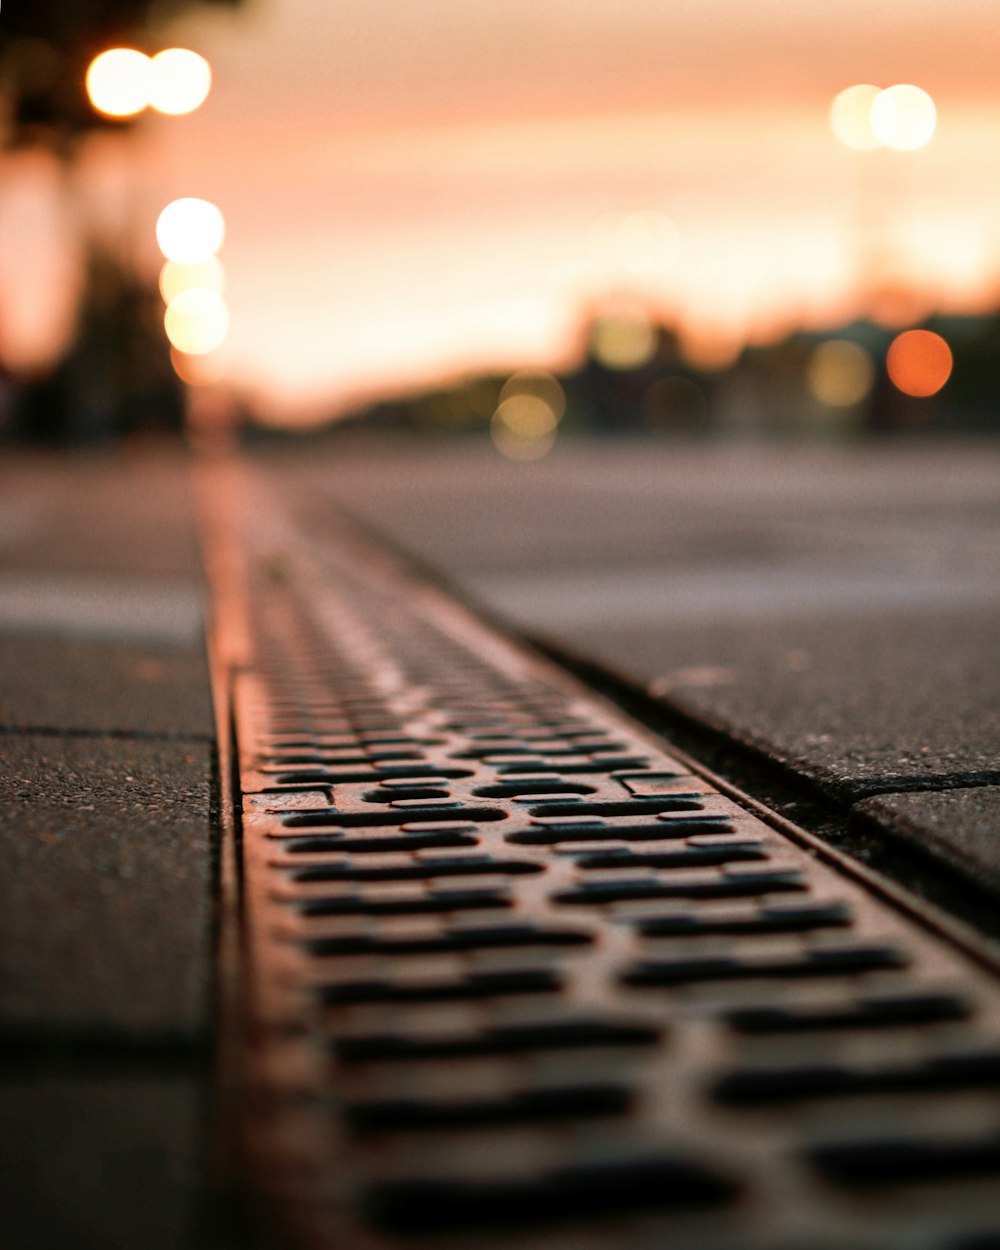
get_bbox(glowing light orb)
[158,257,225,304]
[85,49,151,118]
[491,394,558,460]
[886,329,952,396]
[830,84,882,150]
[498,370,565,421]
[807,339,875,406]
[164,289,229,354]
[871,85,937,151]
[150,48,212,115]
[591,313,658,371]
[156,198,225,263]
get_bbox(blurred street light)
[159,257,226,304]
[870,85,937,151]
[491,393,558,460]
[149,49,213,115]
[591,309,658,370]
[85,46,212,120]
[156,198,226,263]
[807,339,875,406]
[85,48,151,118]
[164,288,230,354]
[831,83,936,151]
[830,84,881,150]
[886,329,952,396]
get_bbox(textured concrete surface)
[854,786,1000,891]
[0,446,215,1248]
[0,635,213,738]
[2,437,997,1249]
[546,609,1000,797]
[0,1074,202,1250]
[0,446,212,738]
[0,447,205,579]
[0,735,213,1039]
[277,436,1000,880]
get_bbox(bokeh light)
[498,370,565,421]
[830,84,882,150]
[158,257,226,304]
[156,198,225,263]
[85,49,151,118]
[886,329,952,396]
[870,85,937,151]
[491,394,558,460]
[164,289,230,354]
[807,339,875,406]
[591,311,658,370]
[149,49,212,115]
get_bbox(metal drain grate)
[218,478,1000,1250]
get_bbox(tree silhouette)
[1,0,243,153]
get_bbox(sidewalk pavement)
[285,435,1000,898]
[0,443,214,1250]
[2,433,999,1248]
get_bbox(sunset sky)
[4,0,1000,419]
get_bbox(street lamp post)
[84,42,231,432]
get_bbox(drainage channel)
[206,461,1000,1250]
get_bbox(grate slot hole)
[282,831,480,853]
[506,816,728,846]
[291,856,544,883]
[475,782,596,798]
[528,798,706,818]
[634,901,853,938]
[576,845,768,870]
[346,1083,633,1133]
[363,1150,739,1229]
[623,942,907,987]
[333,1016,661,1062]
[553,869,807,904]
[321,968,562,1004]
[304,923,592,957]
[283,807,507,829]
[726,989,972,1033]
[808,1129,1000,1186]
[300,888,511,916]
[714,1047,1000,1104]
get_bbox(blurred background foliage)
[0,0,244,443]
[1,0,242,153]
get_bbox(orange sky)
[4,0,1000,418]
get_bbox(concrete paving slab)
[0,736,213,1041]
[0,446,205,579]
[0,1073,201,1250]
[287,440,1000,801]
[550,608,1000,798]
[853,786,1000,892]
[0,634,214,739]
[0,446,212,737]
